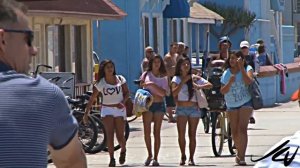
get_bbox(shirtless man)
[164,42,178,123]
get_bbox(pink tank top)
[141,72,169,97]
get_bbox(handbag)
[248,77,263,110]
[195,88,208,108]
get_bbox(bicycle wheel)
[74,112,98,152]
[202,112,210,133]
[103,120,130,151]
[85,116,107,154]
[227,122,236,155]
[211,112,224,157]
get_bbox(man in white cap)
[240,40,258,124]
[141,46,155,72]
[176,42,186,61]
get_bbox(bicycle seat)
[133,79,141,85]
[211,60,225,67]
[86,91,93,96]
[67,98,82,106]
[77,94,90,101]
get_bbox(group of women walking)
[83,50,255,167]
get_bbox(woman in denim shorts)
[220,51,254,166]
[140,55,169,166]
[171,57,212,166]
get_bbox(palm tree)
[203,2,256,39]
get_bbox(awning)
[163,0,190,18]
[19,0,126,20]
[188,2,224,24]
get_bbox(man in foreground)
[0,0,86,167]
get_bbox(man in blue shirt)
[0,0,86,167]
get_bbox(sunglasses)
[2,29,34,47]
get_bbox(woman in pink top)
[140,55,169,166]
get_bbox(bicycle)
[32,65,98,163]
[210,110,235,157]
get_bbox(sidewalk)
[48,101,300,167]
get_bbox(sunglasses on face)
[2,29,34,47]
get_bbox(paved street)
[49,101,300,168]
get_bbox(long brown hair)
[97,59,116,82]
[147,54,167,76]
[175,57,194,100]
[223,51,247,70]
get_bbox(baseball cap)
[219,36,231,44]
[177,42,185,47]
[240,41,250,48]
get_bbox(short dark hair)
[0,0,27,27]
[256,39,264,44]
[170,42,178,47]
[257,44,265,54]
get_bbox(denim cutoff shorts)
[176,106,201,118]
[149,102,166,113]
[226,100,253,112]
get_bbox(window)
[144,16,150,48]
[297,0,300,13]
[172,19,177,42]
[153,17,158,53]
[47,25,59,72]
[72,26,83,83]
[180,20,184,42]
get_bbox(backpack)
[248,77,263,110]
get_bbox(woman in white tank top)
[83,60,129,167]
[171,57,212,166]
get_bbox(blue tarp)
[163,0,190,18]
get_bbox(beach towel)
[273,64,287,95]
[133,89,153,117]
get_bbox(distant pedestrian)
[140,55,169,166]
[0,0,86,167]
[220,51,254,166]
[83,60,129,167]
[171,57,212,166]
[207,36,231,71]
[257,44,273,66]
[164,42,178,123]
[183,45,190,57]
[141,46,155,72]
[176,42,186,61]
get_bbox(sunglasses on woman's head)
[2,29,34,47]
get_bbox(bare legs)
[177,116,200,165]
[142,111,164,164]
[228,108,252,162]
[102,116,127,166]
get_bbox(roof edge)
[102,0,127,17]
[28,10,125,20]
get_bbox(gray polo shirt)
[0,71,78,167]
